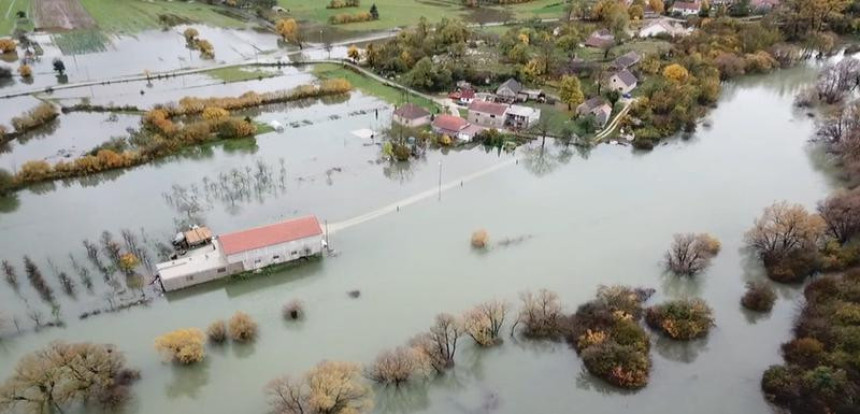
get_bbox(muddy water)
[0,64,838,414]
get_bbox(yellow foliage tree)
[662,63,690,83]
[266,361,373,414]
[154,329,206,364]
[275,18,300,45]
[118,252,140,275]
[17,64,32,78]
[0,38,15,54]
[347,44,360,61]
[648,0,664,13]
[228,311,258,342]
[196,39,214,59]
[183,28,199,43]
[202,106,230,121]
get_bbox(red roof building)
[220,216,323,256]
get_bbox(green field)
[0,0,32,36]
[78,0,247,33]
[53,29,109,54]
[312,63,438,110]
[279,0,565,31]
[204,66,279,83]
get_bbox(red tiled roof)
[393,103,430,120]
[468,100,508,116]
[673,1,700,11]
[460,89,475,99]
[220,216,322,256]
[432,115,468,132]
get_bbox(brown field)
[34,0,95,30]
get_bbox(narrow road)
[593,99,634,142]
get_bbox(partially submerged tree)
[228,311,258,342]
[0,342,140,413]
[512,289,564,339]
[463,300,508,346]
[265,361,373,414]
[664,233,721,276]
[282,300,304,320]
[741,281,777,312]
[2,260,18,291]
[817,189,860,244]
[365,346,430,386]
[470,229,488,248]
[207,320,227,344]
[410,313,463,372]
[744,201,826,282]
[275,19,302,48]
[23,256,53,304]
[154,328,205,364]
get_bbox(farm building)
[496,78,523,102]
[392,103,431,127]
[156,216,325,292]
[220,216,324,271]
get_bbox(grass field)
[78,0,246,33]
[279,0,565,31]
[204,66,279,83]
[0,0,32,35]
[312,63,438,110]
[53,29,109,54]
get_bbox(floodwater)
[0,63,839,414]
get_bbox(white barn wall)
[226,234,324,270]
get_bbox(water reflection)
[231,341,256,359]
[574,368,638,395]
[375,382,431,414]
[659,272,707,298]
[520,138,576,177]
[654,335,709,364]
[165,361,210,400]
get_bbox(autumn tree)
[664,233,721,276]
[228,311,258,342]
[0,38,15,54]
[0,342,140,414]
[817,189,860,243]
[276,19,302,48]
[663,63,689,83]
[648,0,664,14]
[17,64,31,78]
[745,201,826,282]
[183,28,199,44]
[470,229,488,248]
[207,320,227,344]
[154,328,205,364]
[344,45,360,63]
[265,361,372,414]
[559,75,585,110]
[512,289,564,339]
[202,106,230,121]
[118,253,139,275]
[463,300,508,346]
[196,39,214,59]
[410,313,463,372]
[365,346,430,386]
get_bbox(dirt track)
[34,0,96,30]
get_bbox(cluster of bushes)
[8,102,59,135]
[182,28,214,59]
[329,11,374,24]
[741,281,777,312]
[645,298,715,340]
[761,270,860,413]
[568,286,654,389]
[326,0,359,8]
[156,312,259,364]
[168,79,351,116]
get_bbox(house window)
[490,115,495,118]
[291,251,298,256]
[273,255,281,260]
[255,258,261,263]
[187,275,194,281]
[217,267,226,273]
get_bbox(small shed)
[393,103,431,127]
[496,78,523,102]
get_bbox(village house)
[459,88,476,105]
[156,216,324,292]
[612,51,641,71]
[431,114,482,142]
[638,20,692,38]
[505,105,541,130]
[496,78,523,102]
[671,0,701,15]
[585,29,615,49]
[392,103,431,127]
[609,69,638,94]
[577,97,613,128]
[468,100,509,129]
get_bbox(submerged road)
[327,156,519,234]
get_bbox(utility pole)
[437,161,443,201]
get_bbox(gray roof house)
[496,78,523,101]
[576,97,613,128]
[612,52,641,71]
[609,70,638,94]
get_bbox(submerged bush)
[154,328,205,364]
[645,298,714,340]
[741,281,777,312]
[207,320,227,344]
[10,103,58,133]
[228,311,258,342]
[283,300,304,320]
[470,229,488,249]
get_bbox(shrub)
[0,38,15,54]
[326,0,360,8]
[329,12,374,24]
[781,338,825,367]
[154,328,205,364]
[283,300,304,320]
[207,320,227,344]
[741,281,777,312]
[646,298,714,340]
[762,365,802,404]
[228,311,258,342]
[514,289,564,339]
[0,168,13,195]
[664,233,721,276]
[10,102,58,133]
[581,342,650,389]
[365,346,430,386]
[17,64,31,77]
[470,229,488,248]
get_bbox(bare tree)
[2,260,18,291]
[365,346,431,386]
[744,201,826,261]
[817,189,860,243]
[410,313,463,372]
[511,289,564,339]
[816,101,860,144]
[664,233,721,276]
[266,361,372,414]
[463,300,508,346]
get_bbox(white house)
[505,105,541,129]
[468,100,509,129]
[639,20,692,38]
[609,70,638,94]
[671,1,701,15]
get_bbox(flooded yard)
[0,63,839,414]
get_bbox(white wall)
[226,234,324,271]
